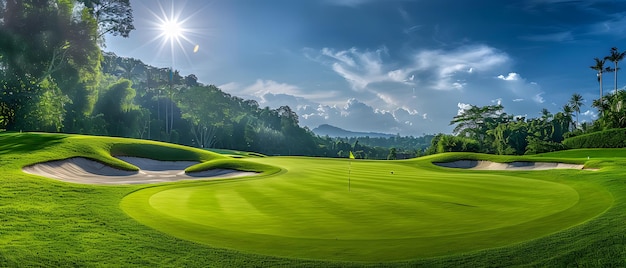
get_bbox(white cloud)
[320,47,415,90]
[218,82,240,92]
[415,45,509,90]
[220,79,339,106]
[497,72,521,81]
[495,72,545,104]
[247,95,434,135]
[452,82,466,89]
[457,102,472,115]
[304,98,408,133]
[244,79,301,98]
[533,93,545,103]
[582,109,598,119]
[322,48,357,67]
[317,45,509,93]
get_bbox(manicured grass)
[121,156,611,261]
[1,132,625,266]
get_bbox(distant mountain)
[312,124,395,138]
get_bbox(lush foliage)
[316,135,434,159]
[439,104,572,155]
[563,128,626,149]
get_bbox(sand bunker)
[23,156,257,185]
[434,160,584,171]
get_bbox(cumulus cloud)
[457,102,472,115]
[496,72,545,104]
[219,79,432,135]
[297,98,428,135]
[497,72,521,81]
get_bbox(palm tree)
[592,98,609,117]
[590,57,607,114]
[568,93,584,129]
[540,108,552,121]
[605,47,626,94]
[562,104,574,131]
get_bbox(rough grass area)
[1,132,625,266]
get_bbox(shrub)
[436,134,480,153]
[562,128,626,149]
[525,137,565,154]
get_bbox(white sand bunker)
[23,156,257,185]
[434,160,584,171]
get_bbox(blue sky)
[105,0,626,136]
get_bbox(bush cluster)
[562,128,626,148]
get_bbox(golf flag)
[349,151,355,159]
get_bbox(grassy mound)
[185,159,280,174]
[1,132,625,266]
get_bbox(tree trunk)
[600,72,603,115]
[615,61,617,96]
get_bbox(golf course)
[1,132,624,267]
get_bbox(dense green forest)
[0,0,430,159]
[1,0,624,158]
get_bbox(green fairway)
[2,132,625,266]
[121,156,612,261]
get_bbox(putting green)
[121,157,612,261]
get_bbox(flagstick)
[348,161,351,192]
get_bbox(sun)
[139,0,213,69]
[160,18,183,41]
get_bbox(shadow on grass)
[0,132,66,155]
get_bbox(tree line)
[434,47,626,155]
